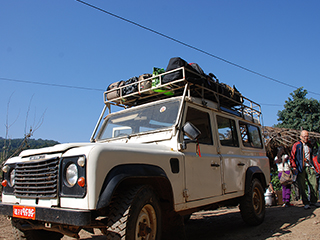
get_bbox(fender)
[96,164,171,209]
[244,166,267,193]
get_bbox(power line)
[0,77,105,92]
[0,77,294,107]
[260,103,283,107]
[75,0,320,97]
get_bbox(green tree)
[274,87,320,132]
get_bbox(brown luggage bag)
[106,80,125,101]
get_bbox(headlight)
[60,156,86,198]
[2,165,10,173]
[66,163,78,187]
[2,164,15,194]
[9,169,15,187]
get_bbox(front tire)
[105,185,162,240]
[239,178,265,226]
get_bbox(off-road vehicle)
[0,63,270,239]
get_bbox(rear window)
[239,122,263,148]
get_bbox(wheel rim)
[252,186,263,215]
[135,204,157,240]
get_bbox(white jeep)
[1,67,269,240]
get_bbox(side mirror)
[181,122,201,150]
[181,122,203,156]
[183,122,201,140]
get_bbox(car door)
[182,104,222,202]
[216,114,247,194]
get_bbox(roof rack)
[103,67,262,124]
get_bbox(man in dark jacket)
[290,130,320,209]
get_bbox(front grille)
[14,157,59,198]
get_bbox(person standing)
[290,130,320,209]
[310,139,320,199]
[275,146,291,207]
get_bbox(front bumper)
[0,203,92,226]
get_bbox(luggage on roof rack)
[106,80,125,103]
[103,58,261,123]
[138,74,153,94]
[104,66,244,108]
[162,57,209,86]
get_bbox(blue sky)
[1,0,320,143]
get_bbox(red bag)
[312,156,320,174]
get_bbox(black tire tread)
[239,178,265,226]
[106,185,158,240]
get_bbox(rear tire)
[239,178,265,226]
[105,185,161,240]
[11,218,63,240]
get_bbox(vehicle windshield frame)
[96,98,182,141]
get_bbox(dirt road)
[1,200,320,240]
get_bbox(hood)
[19,142,93,158]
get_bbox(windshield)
[98,99,181,140]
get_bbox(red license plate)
[13,205,36,220]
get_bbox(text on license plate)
[13,205,36,220]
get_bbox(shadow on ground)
[185,204,318,240]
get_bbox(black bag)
[232,85,243,103]
[220,84,243,106]
[200,73,218,93]
[219,83,232,98]
[205,74,217,92]
[189,62,212,86]
[162,57,197,84]
[106,80,125,100]
[189,63,205,76]
[209,73,219,82]
[123,76,139,95]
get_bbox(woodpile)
[263,126,320,169]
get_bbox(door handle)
[211,163,220,167]
[238,162,245,166]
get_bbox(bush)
[270,169,281,191]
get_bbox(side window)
[216,116,239,147]
[239,123,250,147]
[185,107,213,145]
[239,121,263,148]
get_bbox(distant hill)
[0,137,60,163]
